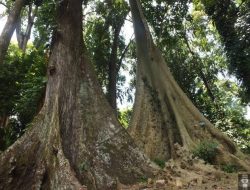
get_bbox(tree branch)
[182,33,215,102]
[116,34,133,74]
[238,0,246,9]
[0,1,7,9]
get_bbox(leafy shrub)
[153,158,165,169]
[0,45,47,150]
[221,164,238,173]
[193,140,218,164]
[0,118,22,151]
[79,162,90,172]
[118,109,132,128]
[138,176,148,183]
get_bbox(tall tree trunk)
[0,0,25,64]
[128,0,250,170]
[107,25,122,114]
[0,0,155,189]
[16,4,38,52]
[16,5,38,52]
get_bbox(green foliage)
[84,0,129,99]
[0,44,28,117]
[200,0,250,102]
[0,44,47,150]
[200,0,216,14]
[138,176,148,183]
[118,109,132,128]
[33,0,56,49]
[15,47,47,126]
[221,164,238,173]
[0,119,22,151]
[193,140,218,164]
[153,158,165,169]
[79,162,90,172]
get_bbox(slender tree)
[16,4,38,52]
[107,23,123,114]
[0,0,25,64]
[84,0,129,114]
[0,0,154,189]
[128,0,250,170]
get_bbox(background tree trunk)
[16,5,38,52]
[0,115,9,128]
[0,0,25,64]
[0,0,155,189]
[107,24,122,115]
[128,0,250,170]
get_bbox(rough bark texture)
[0,0,25,64]
[0,0,155,189]
[128,0,250,171]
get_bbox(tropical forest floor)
[118,144,242,190]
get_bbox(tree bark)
[0,115,9,128]
[0,0,25,64]
[107,25,122,114]
[16,4,38,52]
[0,0,155,189]
[128,0,250,170]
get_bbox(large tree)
[0,0,25,64]
[137,0,250,153]
[0,0,154,189]
[128,0,250,170]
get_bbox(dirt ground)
[118,144,243,190]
